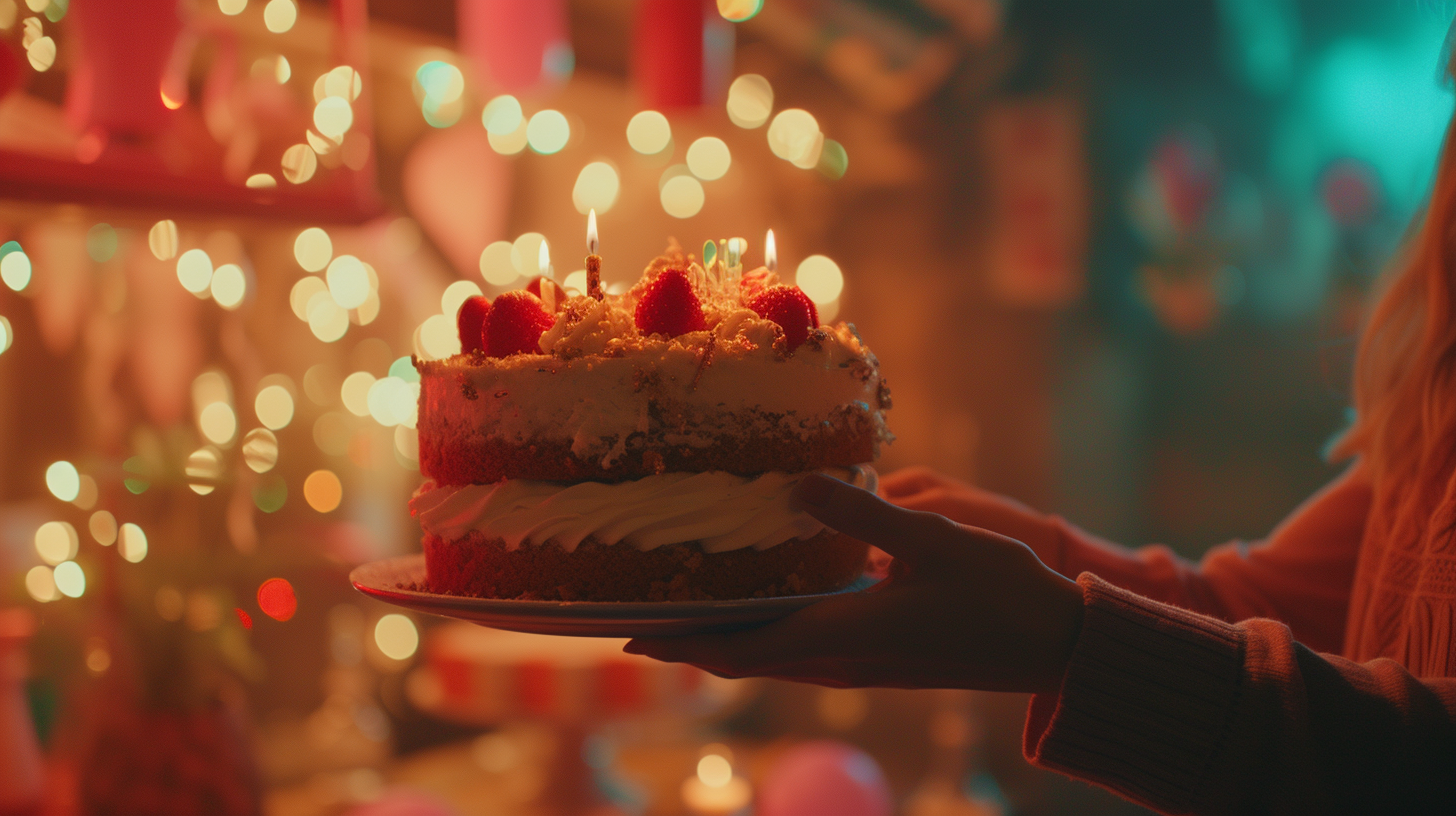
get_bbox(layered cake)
[411,243,891,602]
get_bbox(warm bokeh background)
[0,1,1450,814]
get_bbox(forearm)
[1025,575,1456,815]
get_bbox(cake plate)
[350,554,878,638]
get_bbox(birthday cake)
[410,242,891,602]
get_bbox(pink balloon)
[403,126,513,278]
[757,741,894,816]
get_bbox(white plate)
[350,554,877,638]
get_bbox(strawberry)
[747,284,819,352]
[634,268,707,338]
[526,276,568,312]
[739,266,778,300]
[456,295,491,354]
[486,290,556,357]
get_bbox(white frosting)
[412,466,876,554]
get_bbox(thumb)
[792,472,958,566]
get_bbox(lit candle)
[764,229,777,273]
[585,209,604,300]
[682,753,752,816]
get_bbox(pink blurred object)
[757,741,894,816]
[403,125,512,278]
[634,0,707,109]
[458,0,572,96]
[65,0,184,138]
[342,789,460,816]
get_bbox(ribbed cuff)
[1024,573,1246,814]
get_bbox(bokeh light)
[281,143,317,184]
[89,511,117,546]
[25,566,58,603]
[291,276,328,320]
[479,241,517,285]
[176,248,214,296]
[627,110,672,154]
[795,255,844,303]
[526,110,570,154]
[263,0,296,33]
[326,254,369,309]
[322,65,362,101]
[258,577,298,621]
[304,469,343,512]
[698,753,734,786]
[243,428,280,473]
[313,412,351,456]
[27,36,54,72]
[660,174,706,219]
[727,74,774,128]
[255,384,295,430]
[1,245,32,291]
[563,270,588,294]
[86,223,118,262]
[219,0,246,14]
[307,293,349,342]
[340,371,375,416]
[768,109,823,166]
[817,138,849,179]
[245,173,277,189]
[416,60,465,128]
[35,521,77,565]
[313,97,353,141]
[45,460,79,502]
[367,376,417,427]
[0,316,11,355]
[573,162,620,214]
[185,446,223,495]
[687,137,732,180]
[53,561,84,598]
[294,227,332,272]
[199,401,238,445]
[481,95,523,135]
[441,280,483,322]
[149,220,178,260]
[717,0,764,22]
[488,119,528,155]
[374,614,419,660]
[211,264,247,309]
[510,233,547,278]
[253,475,287,512]
[72,474,97,510]
[417,314,459,359]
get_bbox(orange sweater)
[1023,464,1456,814]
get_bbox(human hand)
[880,467,1062,569]
[623,473,1085,693]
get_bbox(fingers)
[794,473,959,564]
[878,466,963,499]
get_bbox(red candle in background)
[64,0,184,138]
[458,0,572,96]
[634,0,707,109]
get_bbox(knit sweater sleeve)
[1023,574,1456,815]
[1043,464,1370,653]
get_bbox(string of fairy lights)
[3,0,843,669]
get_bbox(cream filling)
[412,466,877,554]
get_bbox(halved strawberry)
[486,291,556,357]
[634,268,706,338]
[456,295,491,354]
[747,284,819,352]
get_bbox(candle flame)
[539,239,551,276]
[587,209,598,254]
[160,86,184,110]
[765,229,777,273]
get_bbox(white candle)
[765,229,777,273]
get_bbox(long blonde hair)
[1333,120,1456,542]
